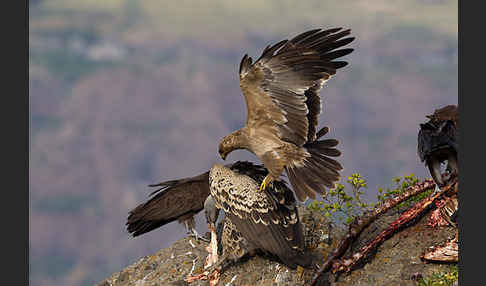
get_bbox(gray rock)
[96,205,457,286]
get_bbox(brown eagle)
[417,104,458,187]
[127,161,315,284]
[207,162,312,269]
[218,27,354,201]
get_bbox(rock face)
[96,205,457,286]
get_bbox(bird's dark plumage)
[418,105,458,187]
[418,120,457,163]
[126,172,210,237]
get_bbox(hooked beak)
[220,153,227,160]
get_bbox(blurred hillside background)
[29,0,457,285]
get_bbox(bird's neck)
[229,129,250,151]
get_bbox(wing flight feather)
[126,172,210,237]
[239,28,354,146]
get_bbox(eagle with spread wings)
[218,27,354,201]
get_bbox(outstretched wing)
[126,171,210,237]
[239,28,354,146]
[209,163,313,269]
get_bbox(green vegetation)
[308,173,432,226]
[416,265,458,286]
[308,173,374,225]
[377,173,434,211]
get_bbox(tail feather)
[285,128,343,202]
[313,138,339,147]
[304,157,340,188]
[312,145,341,157]
[295,170,323,198]
[315,126,329,139]
[307,148,343,170]
[298,157,335,189]
[306,150,341,177]
[285,167,317,201]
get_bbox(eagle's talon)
[259,176,273,192]
[258,183,265,192]
[259,179,267,192]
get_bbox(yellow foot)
[297,265,305,279]
[259,176,272,192]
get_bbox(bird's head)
[218,137,231,160]
[204,196,220,230]
[218,132,241,160]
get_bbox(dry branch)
[330,179,457,274]
[311,179,437,285]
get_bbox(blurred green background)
[29,0,457,285]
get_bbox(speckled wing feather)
[209,163,312,269]
[239,28,354,146]
[126,171,210,237]
[210,163,297,227]
[220,216,252,259]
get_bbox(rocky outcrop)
[96,205,457,286]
